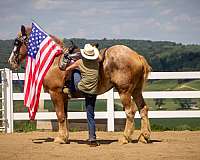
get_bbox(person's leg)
[70,69,81,93]
[73,69,81,92]
[85,94,97,141]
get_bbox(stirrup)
[62,86,72,98]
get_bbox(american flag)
[24,22,62,120]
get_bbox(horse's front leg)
[118,92,137,144]
[49,90,69,144]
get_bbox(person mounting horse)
[8,24,152,146]
[63,43,102,146]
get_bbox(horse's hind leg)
[118,92,137,144]
[133,92,151,143]
[50,91,69,144]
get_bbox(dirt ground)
[0,130,200,160]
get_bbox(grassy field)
[12,79,200,113]
[2,79,200,132]
[145,79,200,91]
[13,118,200,132]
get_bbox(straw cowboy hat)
[80,44,99,60]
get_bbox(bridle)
[9,32,29,78]
[12,33,29,65]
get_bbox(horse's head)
[8,25,31,70]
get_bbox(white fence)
[0,69,7,132]
[2,68,200,133]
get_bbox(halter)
[12,33,29,64]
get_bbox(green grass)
[183,80,200,90]
[2,79,200,132]
[12,98,200,113]
[44,99,108,112]
[145,79,200,91]
[13,118,200,132]
[145,80,178,91]
[149,118,200,131]
[133,118,200,131]
[9,79,200,112]
[14,120,36,132]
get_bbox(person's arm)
[65,59,81,72]
[65,59,81,78]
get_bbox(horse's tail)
[139,55,152,82]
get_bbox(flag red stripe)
[24,23,62,120]
[28,39,57,107]
[24,57,33,105]
[29,42,58,109]
[27,38,53,107]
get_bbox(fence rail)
[1,68,200,133]
[0,69,6,132]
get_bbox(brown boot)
[87,140,100,147]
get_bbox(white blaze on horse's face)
[8,46,16,63]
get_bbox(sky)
[0,0,200,44]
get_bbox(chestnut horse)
[8,25,151,144]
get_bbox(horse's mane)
[50,34,64,48]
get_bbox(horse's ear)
[21,25,26,36]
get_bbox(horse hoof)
[54,136,69,144]
[138,133,150,144]
[118,136,129,144]
[143,130,150,139]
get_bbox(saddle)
[58,47,81,97]
[59,47,81,71]
[60,43,107,98]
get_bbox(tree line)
[1,38,200,71]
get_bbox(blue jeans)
[70,70,97,141]
[85,93,97,141]
[69,69,81,93]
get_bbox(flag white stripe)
[31,42,58,109]
[24,22,62,119]
[28,37,56,107]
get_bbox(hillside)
[0,40,13,69]
[1,38,200,71]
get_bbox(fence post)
[4,68,13,133]
[107,88,114,131]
